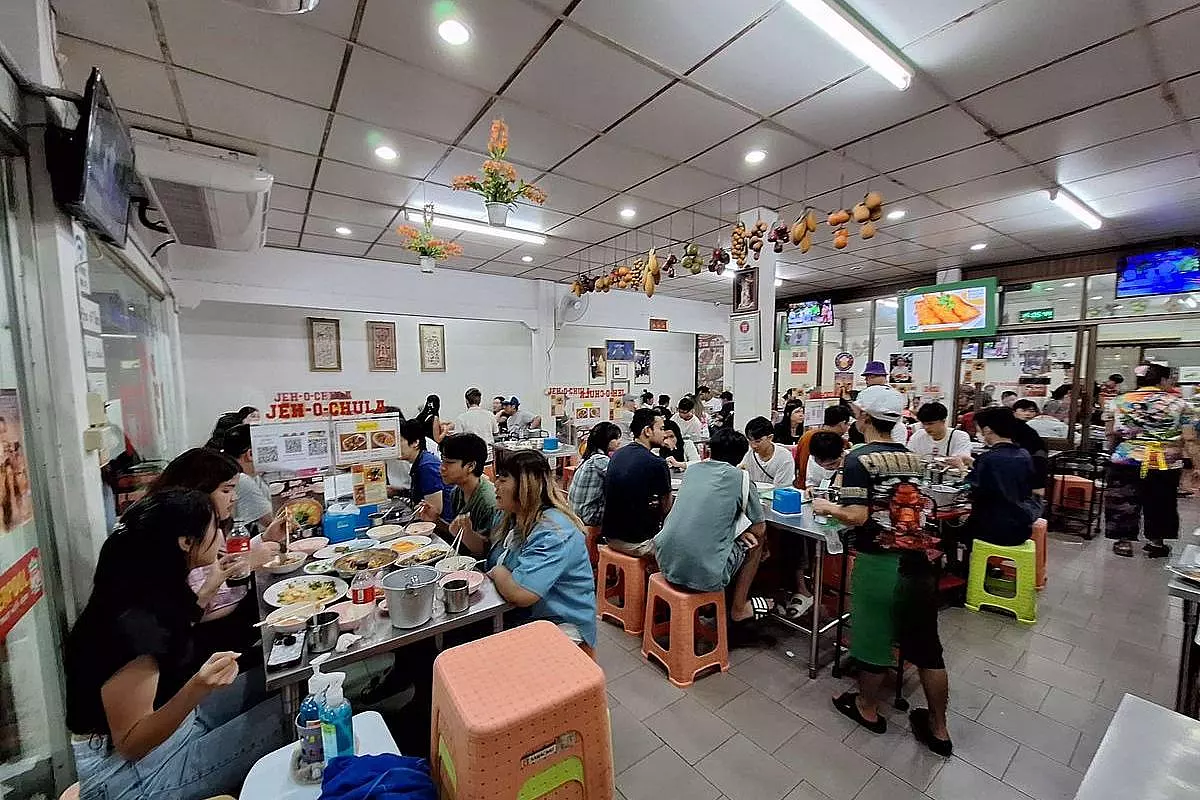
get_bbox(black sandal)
[1145,542,1172,558]
[909,708,953,757]
[1112,541,1134,557]
[832,692,886,734]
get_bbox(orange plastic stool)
[596,545,651,635]
[584,526,601,570]
[431,621,613,800]
[641,572,729,687]
[1051,475,1093,510]
[1031,518,1048,590]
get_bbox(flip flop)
[833,692,886,734]
[1112,541,1134,558]
[778,594,814,621]
[749,595,773,620]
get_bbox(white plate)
[263,575,349,608]
[313,539,377,560]
[393,534,432,548]
[369,524,406,542]
[303,558,338,575]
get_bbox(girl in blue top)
[487,450,597,647]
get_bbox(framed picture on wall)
[366,321,397,371]
[418,323,446,372]
[307,317,342,372]
[730,312,761,363]
[634,349,651,384]
[611,379,630,395]
[732,268,759,313]
[611,361,630,380]
[588,347,608,386]
[696,334,725,392]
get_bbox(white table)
[1167,576,1200,717]
[240,711,399,800]
[1074,694,1200,799]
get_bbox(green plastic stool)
[965,540,1037,624]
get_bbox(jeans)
[73,673,284,800]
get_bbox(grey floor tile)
[1002,746,1083,800]
[1068,733,1102,772]
[783,783,835,800]
[696,734,800,800]
[599,619,643,652]
[1037,688,1114,737]
[717,688,808,752]
[977,696,1080,765]
[773,726,878,800]
[951,679,995,720]
[597,639,646,680]
[609,702,664,773]
[948,635,1023,670]
[1022,634,1075,664]
[959,658,1051,710]
[855,768,933,800]
[927,757,1035,800]
[1012,652,1102,701]
[687,670,751,710]
[616,745,721,800]
[645,696,736,764]
[843,726,946,792]
[944,711,1019,778]
[729,650,811,701]
[779,679,859,739]
[609,666,686,720]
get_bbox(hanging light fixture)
[785,0,912,90]
[228,0,320,13]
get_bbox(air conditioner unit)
[132,130,273,251]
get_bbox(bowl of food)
[332,548,397,580]
[303,558,337,576]
[434,555,478,575]
[370,524,406,542]
[405,521,436,537]
[291,537,329,556]
[284,498,324,528]
[262,551,307,575]
[439,570,484,594]
[264,602,319,633]
[327,600,374,632]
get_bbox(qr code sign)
[284,437,303,455]
[309,438,329,456]
[257,445,279,463]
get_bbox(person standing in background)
[861,361,888,387]
[614,394,638,440]
[455,387,498,446]
[1040,384,1073,422]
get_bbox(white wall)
[550,325,700,403]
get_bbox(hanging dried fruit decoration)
[749,219,767,261]
[769,221,790,253]
[730,221,748,267]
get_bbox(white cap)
[855,385,904,423]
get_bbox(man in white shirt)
[740,416,796,488]
[698,386,723,416]
[855,385,909,445]
[805,430,846,490]
[908,401,973,462]
[614,394,638,439]
[675,397,704,440]
[455,387,498,445]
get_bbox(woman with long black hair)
[568,422,621,527]
[416,394,445,444]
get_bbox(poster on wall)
[696,334,726,392]
[418,324,446,372]
[634,349,651,385]
[1177,366,1200,384]
[610,361,630,380]
[834,352,854,372]
[0,548,43,640]
[834,372,854,396]
[733,268,758,313]
[366,321,397,372]
[250,419,334,473]
[333,413,401,466]
[790,349,809,375]
[889,353,913,384]
[307,318,342,372]
[1021,347,1051,377]
[587,347,607,386]
[0,391,33,534]
[730,313,760,363]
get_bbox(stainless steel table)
[1167,576,1200,717]
[1074,693,1200,799]
[256,570,511,721]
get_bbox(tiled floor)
[598,506,1196,800]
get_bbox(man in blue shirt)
[601,408,671,557]
[400,419,445,518]
[965,406,1041,546]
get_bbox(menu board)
[250,420,333,473]
[333,413,401,466]
[898,278,998,341]
[351,462,388,505]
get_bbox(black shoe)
[1145,542,1171,559]
[833,692,886,734]
[909,708,953,757]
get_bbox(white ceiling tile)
[291,0,360,38]
[299,233,370,257]
[314,162,417,206]
[607,83,756,161]
[267,209,304,232]
[475,261,534,277]
[772,71,943,149]
[363,244,419,265]
[689,7,863,115]
[920,225,1002,249]
[546,217,628,243]
[863,195,945,223]
[257,148,318,188]
[531,174,618,215]
[1002,89,1176,163]
[524,237,589,258]
[688,124,822,182]
[53,0,161,59]
[157,0,344,106]
[1042,126,1195,184]
[849,0,995,46]
[123,113,188,140]
[175,71,329,153]
[1143,0,1198,20]
[304,216,383,243]
[988,210,1088,236]
[307,192,398,227]
[338,48,489,141]
[885,212,978,239]
[777,154,875,201]
[904,0,1139,98]
[586,196,676,229]
[1070,154,1200,201]
[928,168,1049,210]
[423,147,491,187]
[324,116,449,178]
[888,143,1028,193]
[439,237,514,262]
[855,107,988,172]
[1090,176,1200,218]
[58,38,180,122]
[1174,73,1200,119]
[503,26,670,130]
[555,138,675,191]
[359,0,556,93]
[265,230,300,248]
[632,166,732,207]
[1151,6,1200,80]
[269,185,310,213]
[960,192,1054,224]
[461,99,595,170]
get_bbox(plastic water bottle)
[323,495,359,544]
[225,523,252,585]
[350,569,376,605]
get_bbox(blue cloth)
[409,451,444,504]
[321,754,435,799]
[487,508,597,646]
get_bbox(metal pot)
[927,484,964,508]
[307,611,340,653]
[381,566,440,629]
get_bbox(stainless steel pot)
[381,566,440,628]
[307,611,340,653]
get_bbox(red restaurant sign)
[0,548,43,640]
[265,390,388,420]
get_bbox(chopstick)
[257,599,322,627]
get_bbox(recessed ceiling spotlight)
[521,255,534,263]
[374,145,398,161]
[334,225,353,236]
[1091,295,1103,300]
[855,307,864,312]
[619,207,636,219]
[886,209,906,221]
[774,277,783,287]
[969,243,988,251]
[438,19,471,46]
[1063,282,1077,287]
[744,149,767,164]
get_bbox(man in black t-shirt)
[966,407,1041,546]
[601,408,672,557]
[812,386,953,757]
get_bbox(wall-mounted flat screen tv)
[786,298,834,329]
[1115,247,1200,298]
[898,278,999,341]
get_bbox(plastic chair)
[965,540,1037,624]
[1046,451,1107,539]
[641,572,729,687]
[596,544,651,635]
[430,621,613,800]
[1031,518,1048,590]
[584,525,601,570]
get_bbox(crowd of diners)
[61,362,1200,797]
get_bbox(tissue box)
[772,488,803,514]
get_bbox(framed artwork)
[611,361,631,380]
[611,379,630,395]
[366,321,397,371]
[634,349,651,385]
[730,312,761,363]
[695,334,725,392]
[418,323,446,372]
[732,268,759,313]
[307,317,342,372]
[606,339,635,361]
[587,347,607,386]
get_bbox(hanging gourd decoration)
[864,191,885,222]
[800,231,812,253]
[833,227,850,249]
[805,208,819,232]
[730,221,748,267]
[791,216,807,245]
[852,203,871,223]
[861,221,877,240]
[749,220,767,261]
[828,208,851,226]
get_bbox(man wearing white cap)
[855,385,909,444]
[812,385,953,757]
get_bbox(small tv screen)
[786,298,834,329]
[1116,247,1200,298]
[898,278,999,341]
[961,337,1010,359]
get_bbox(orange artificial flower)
[483,159,518,182]
[451,174,481,191]
[520,184,547,205]
[488,118,509,156]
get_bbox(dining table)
[1167,574,1200,717]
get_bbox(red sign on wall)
[0,548,43,640]
[264,390,388,420]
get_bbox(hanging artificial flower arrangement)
[396,210,463,273]
[451,119,547,226]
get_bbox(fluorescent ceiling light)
[775,278,783,287]
[374,145,398,161]
[619,207,636,219]
[1063,282,1077,287]
[100,333,139,339]
[438,19,470,45]
[1048,188,1102,230]
[521,255,534,263]
[855,307,864,312]
[886,209,906,220]
[404,209,546,245]
[786,0,912,90]
[334,225,352,236]
[744,149,767,164]
[970,243,988,251]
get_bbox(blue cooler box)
[772,488,803,514]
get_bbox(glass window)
[819,303,871,388]
[1086,271,1200,319]
[873,296,933,388]
[1002,278,1083,324]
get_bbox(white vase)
[485,202,509,226]
[419,255,435,273]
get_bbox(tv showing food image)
[898,278,998,341]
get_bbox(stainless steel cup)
[307,611,340,653]
[443,578,471,614]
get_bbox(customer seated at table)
[455,387,499,446]
[675,396,704,440]
[417,433,498,556]
[908,402,973,464]
[217,424,275,531]
[601,408,672,557]
[1009,401,1050,493]
[794,404,852,488]
[640,391,656,408]
[66,489,283,800]
[964,407,1041,547]
[805,431,845,490]
[400,419,445,518]
[499,396,541,437]
[488,450,597,647]
[774,400,805,445]
[654,427,773,640]
[661,419,700,471]
[658,394,671,411]
[204,407,256,450]
[742,416,796,488]
[1013,398,1068,441]
[416,394,447,444]
[569,422,622,528]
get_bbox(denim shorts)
[720,539,750,587]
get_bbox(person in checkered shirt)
[568,422,622,527]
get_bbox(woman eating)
[66,489,283,800]
[568,422,621,528]
[217,424,276,532]
[774,400,805,445]
[488,450,597,647]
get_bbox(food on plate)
[304,558,337,575]
[390,540,422,555]
[276,579,339,606]
[332,548,395,574]
[396,544,452,567]
[914,294,983,327]
[370,524,405,541]
[286,498,323,528]
[405,521,436,537]
[340,432,368,451]
[370,431,396,449]
[313,539,376,560]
